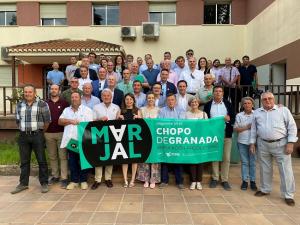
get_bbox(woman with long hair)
[114,55,126,78]
[117,93,142,188]
[136,92,161,188]
[198,57,210,75]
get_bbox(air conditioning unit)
[1,47,11,61]
[142,22,160,40]
[121,26,136,40]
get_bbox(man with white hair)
[250,91,298,206]
[179,57,204,95]
[91,88,120,189]
[81,83,100,109]
[99,75,124,107]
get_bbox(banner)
[67,117,225,169]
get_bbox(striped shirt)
[16,99,51,132]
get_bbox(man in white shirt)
[92,89,120,190]
[65,56,78,84]
[58,92,93,190]
[176,80,193,111]
[78,66,92,91]
[179,57,204,95]
[174,56,188,77]
[249,92,298,206]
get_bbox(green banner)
[67,117,225,169]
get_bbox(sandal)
[150,183,155,189]
[129,181,135,188]
[123,181,128,188]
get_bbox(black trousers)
[190,164,203,182]
[18,131,48,186]
[224,87,241,112]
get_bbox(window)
[204,1,231,24]
[0,4,17,26]
[149,3,176,25]
[40,4,67,26]
[93,4,119,25]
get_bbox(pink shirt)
[156,70,178,85]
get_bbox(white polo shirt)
[60,105,93,148]
[93,102,120,120]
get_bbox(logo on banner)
[81,119,152,166]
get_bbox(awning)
[3,39,126,64]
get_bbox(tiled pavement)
[0,160,299,225]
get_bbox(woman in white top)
[185,96,208,190]
[136,92,161,188]
[233,97,257,191]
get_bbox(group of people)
[11,50,298,207]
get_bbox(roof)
[5,39,125,56]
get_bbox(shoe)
[81,182,88,190]
[177,184,185,190]
[144,182,149,188]
[11,184,28,194]
[66,182,79,190]
[48,177,60,185]
[60,179,68,189]
[123,180,128,188]
[129,181,135,188]
[250,181,258,191]
[196,182,203,190]
[254,191,269,197]
[209,179,218,188]
[41,184,49,193]
[241,181,248,190]
[159,182,168,189]
[91,181,101,190]
[190,182,196,190]
[105,180,113,188]
[285,198,295,206]
[221,182,232,191]
[150,183,155,189]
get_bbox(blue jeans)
[68,150,88,183]
[237,143,256,182]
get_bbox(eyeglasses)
[262,97,274,101]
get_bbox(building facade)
[0,0,299,87]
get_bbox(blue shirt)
[81,96,100,109]
[142,68,160,86]
[158,106,185,119]
[47,70,64,85]
[134,93,146,108]
[89,64,100,73]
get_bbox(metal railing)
[0,85,299,116]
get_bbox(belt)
[262,138,282,143]
[20,130,43,135]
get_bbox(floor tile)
[142,212,166,224]
[64,212,93,223]
[90,212,117,224]
[209,204,235,213]
[166,213,193,224]
[116,212,141,224]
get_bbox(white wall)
[0,25,246,65]
[245,0,300,59]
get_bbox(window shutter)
[149,3,176,12]
[40,4,66,18]
[0,4,16,11]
